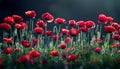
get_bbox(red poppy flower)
[23,43,32,48]
[86,20,95,29]
[61,28,69,35]
[113,35,120,40]
[3,38,13,44]
[0,23,11,30]
[14,47,21,52]
[95,47,101,53]
[25,10,36,18]
[77,21,86,27]
[69,20,76,26]
[104,26,116,33]
[15,24,22,30]
[2,47,12,54]
[50,50,59,56]
[29,50,41,58]
[0,59,3,66]
[68,28,79,36]
[4,16,14,24]
[98,14,108,24]
[55,18,66,24]
[46,30,52,36]
[68,54,76,61]
[20,22,28,30]
[64,37,72,43]
[58,43,67,49]
[52,35,60,40]
[21,40,29,45]
[12,15,23,22]
[107,16,114,22]
[36,20,46,27]
[21,40,32,48]
[42,12,54,22]
[111,22,120,29]
[34,27,44,34]
[40,59,48,64]
[32,38,38,46]
[18,55,30,63]
[112,43,119,48]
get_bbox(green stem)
[104,33,111,51]
[31,19,34,32]
[80,32,83,49]
[15,29,19,44]
[56,25,61,46]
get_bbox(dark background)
[0,0,120,22]
[0,0,120,39]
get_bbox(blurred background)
[0,0,120,39]
[0,0,120,22]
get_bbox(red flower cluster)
[18,50,41,64]
[1,10,120,67]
